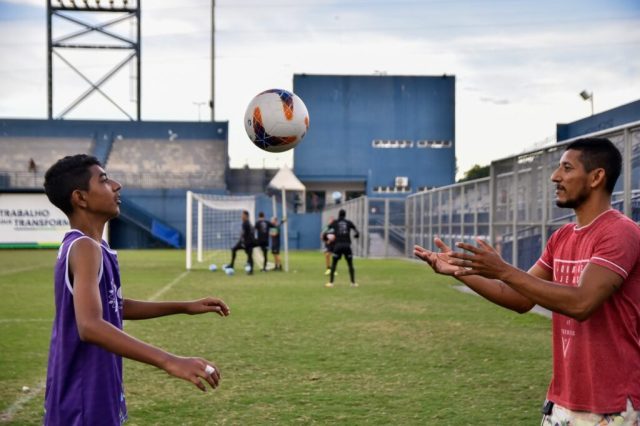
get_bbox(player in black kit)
[325,209,360,288]
[254,211,272,272]
[224,210,255,274]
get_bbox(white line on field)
[0,270,190,422]
[0,264,50,277]
[148,270,190,301]
[0,318,50,324]
[0,380,45,423]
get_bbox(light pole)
[579,90,594,116]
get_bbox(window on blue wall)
[346,191,365,201]
[306,191,326,213]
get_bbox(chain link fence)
[406,121,640,269]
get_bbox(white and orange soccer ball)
[244,89,310,153]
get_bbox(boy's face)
[78,165,122,219]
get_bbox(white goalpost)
[186,191,261,271]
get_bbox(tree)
[458,164,490,183]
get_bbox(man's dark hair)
[258,211,265,218]
[242,210,250,218]
[338,209,346,219]
[44,154,101,214]
[565,137,622,194]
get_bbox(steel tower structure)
[47,0,141,120]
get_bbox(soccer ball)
[224,267,235,276]
[244,264,252,273]
[208,264,218,272]
[244,89,310,153]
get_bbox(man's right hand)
[414,238,462,276]
[163,355,221,392]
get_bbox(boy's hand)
[163,355,221,392]
[185,297,230,317]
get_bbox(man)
[43,155,229,425]
[320,216,335,275]
[326,209,359,288]
[269,216,285,271]
[224,210,255,275]
[255,211,272,272]
[415,138,640,424]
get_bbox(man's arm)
[414,239,536,314]
[70,239,222,391]
[123,298,230,320]
[450,239,623,321]
[350,221,360,238]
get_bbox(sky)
[0,0,639,179]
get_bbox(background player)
[43,155,229,425]
[325,209,359,288]
[224,210,256,275]
[255,211,272,272]
[320,216,335,275]
[269,216,286,271]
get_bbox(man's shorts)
[541,399,639,426]
[332,244,353,260]
[271,246,280,255]
[323,243,334,253]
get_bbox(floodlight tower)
[46,0,141,120]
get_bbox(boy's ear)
[71,189,88,209]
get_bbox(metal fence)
[322,197,406,258]
[406,120,640,269]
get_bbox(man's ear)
[71,189,88,209]
[590,168,606,190]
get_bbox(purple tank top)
[44,230,127,425]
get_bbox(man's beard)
[555,189,589,209]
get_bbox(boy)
[43,155,230,425]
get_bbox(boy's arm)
[123,298,230,320]
[70,239,222,392]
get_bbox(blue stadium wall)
[557,99,640,141]
[292,74,456,196]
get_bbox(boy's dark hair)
[44,154,101,214]
[565,137,622,194]
[338,209,346,219]
[242,210,250,217]
[258,211,265,218]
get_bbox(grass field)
[0,249,551,425]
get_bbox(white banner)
[0,193,70,247]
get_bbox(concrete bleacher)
[0,137,92,188]
[107,138,226,188]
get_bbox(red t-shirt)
[536,209,640,413]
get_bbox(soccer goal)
[185,191,259,271]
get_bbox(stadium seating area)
[97,138,226,189]
[0,137,92,188]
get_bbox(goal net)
[185,191,263,271]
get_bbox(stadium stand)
[0,137,92,188]
[107,138,226,188]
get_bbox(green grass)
[0,250,551,425]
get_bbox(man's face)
[550,149,592,209]
[81,165,122,218]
